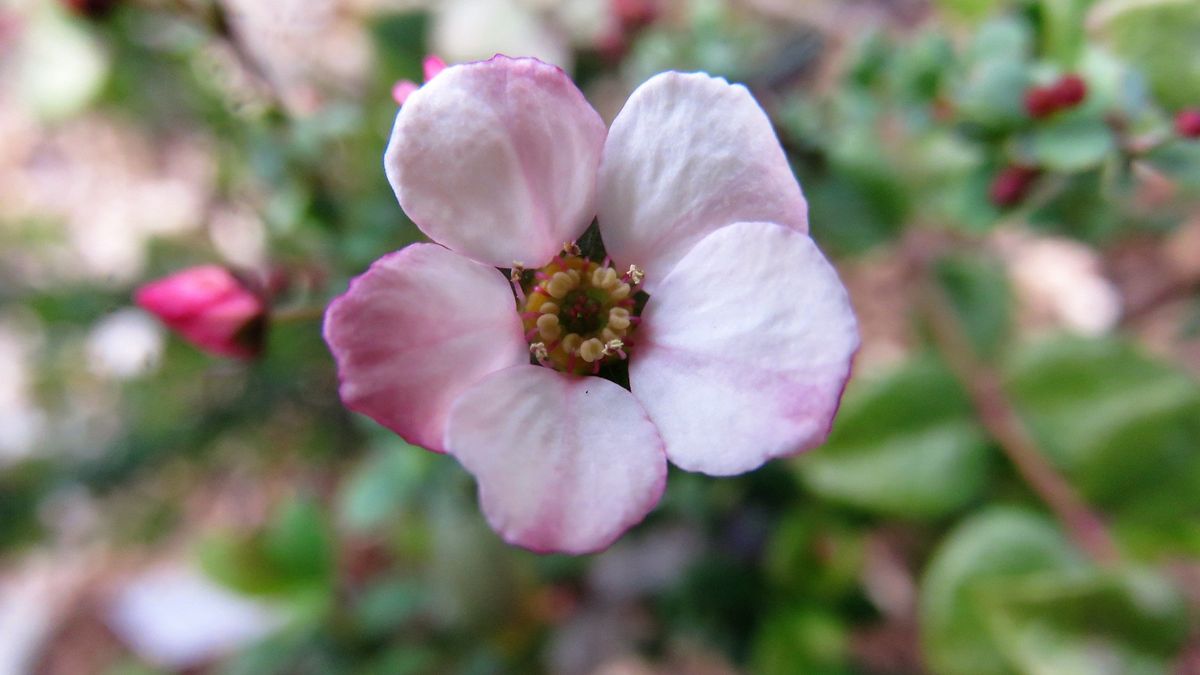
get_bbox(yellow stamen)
[546,271,577,299]
[561,333,583,355]
[536,313,561,341]
[608,307,630,331]
[579,338,606,363]
[539,302,559,315]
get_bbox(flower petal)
[445,365,666,554]
[629,222,859,476]
[323,244,527,453]
[385,56,606,268]
[597,72,808,293]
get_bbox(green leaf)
[198,496,335,599]
[1144,140,1200,191]
[799,356,992,518]
[1028,114,1116,172]
[1006,336,1200,555]
[981,569,1188,675]
[935,253,1013,358]
[1036,0,1097,65]
[338,446,431,533]
[263,496,335,585]
[751,607,852,675]
[936,0,1002,23]
[955,57,1031,131]
[1094,0,1200,109]
[919,508,1085,675]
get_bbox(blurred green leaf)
[198,496,334,600]
[956,57,1031,131]
[1027,169,1121,241]
[352,577,426,637]
[1144,140,1200,191]
[936,0,1001,24]
[1094,0,1200,109]
[935,253,1013,357]
[1006,337,1200,555]
[981,568,1188,675]
[763,511,865,601]
[263,496,335,584]
[799,355,992,518]
[751,606,852,675]
[1028,114,1116,172]
[920,507,1085,675]
[1036,0,1097,64]
[338,446,432,533]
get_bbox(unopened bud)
[989,165,1041,208]
[134,266,267,359]
[1176,109,1200,139]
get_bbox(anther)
[604,339,626,359]
[610,283,631,301]
[562,242,582,257]
[546,271,578,299]
[623,265,644,286]
[608,307,630,330]
[579,338,606,363]
[529,342,549,362]
[539,302,559,315]
[591,266,618,290]
[536,313,561,341]
[561,333,583,355]
[509,263,525,283]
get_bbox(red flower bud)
[1024,86,1058,119]
[135,266,267,359]
[61,0,118,19]
[990,165,1040,207]
[1052,74,1087,109]
[612,0,657,28]
[1176,108,1200,138]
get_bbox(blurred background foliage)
[2,0,1200,673]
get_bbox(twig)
[908,231,1121,565]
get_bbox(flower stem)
[924,284,1120,564]
[908,231,1121,565]
[272,305,327,324]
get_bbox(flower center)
[519,252,642,375]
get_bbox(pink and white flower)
[325,56,859,554]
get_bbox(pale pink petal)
[629,222,858,476]
[385,56,606,268]
[391,79,419,105]
[422,55,447,81]
[445,365,667,554]
[597,72,808,293]
[323,244,527,453]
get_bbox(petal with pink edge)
[630,222,859,476]
[597,72,808,293]
[324,244,527,453]
[445,365,666,554]
[385,56,606,268]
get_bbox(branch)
[909,232,1121,565]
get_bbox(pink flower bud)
[392,55,447,106]
[990,165,1041,207]
[135,266,266,359]
[1176,108,1200,138]
[1051,74,1087,109]
[1024,86,1059,119]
